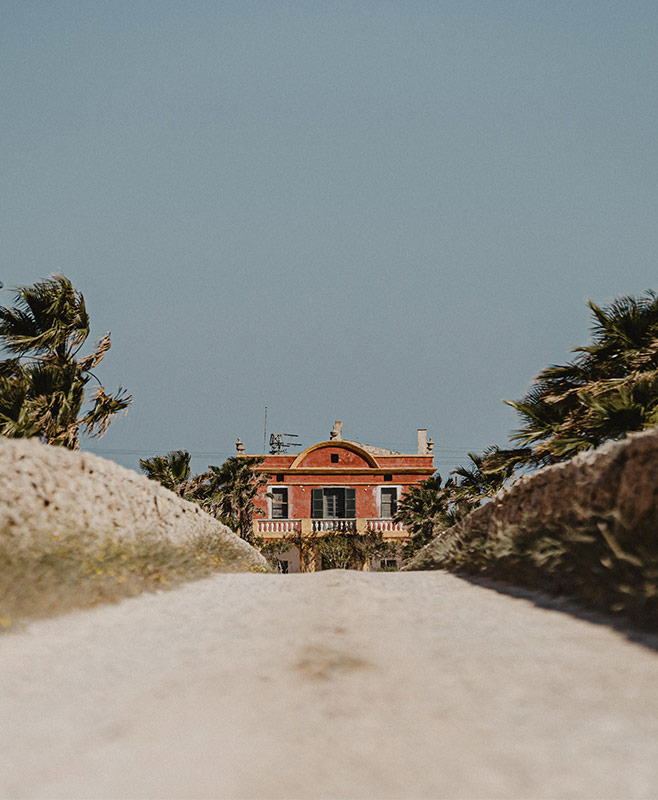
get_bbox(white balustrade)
[256,518,407,535]
[366,519,407,533]
[256,519,301,534]
[311,519,357,533]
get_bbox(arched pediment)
[290,441,379,469]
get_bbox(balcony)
[254,518,408,538]
[366,519,408,533]
[255,519,301,535]
[311,518,356,533]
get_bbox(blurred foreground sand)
[2,571,658,799]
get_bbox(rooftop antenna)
[263,406,268,454]
[269,432,301,454]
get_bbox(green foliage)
[506,291,658,467]
[451,446,515,502]
[188,455,269,543]
[438,290,658,518]
[0,275,131,448]
[394,474,444,536]
[317,528,400,570]
[139,450,192,493]
[316,533,358,570]
[259,527,404,572]
[138,451,269,543]
[399,289,658,619]
[394,473,464,557]
[394,449,532,557]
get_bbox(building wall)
[259,483,388,519]
[294,444,373,469]
[252,440,435,520]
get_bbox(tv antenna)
[269,433,301,454]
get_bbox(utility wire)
[84,447,235,457]
[85,446,480,462]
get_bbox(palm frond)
[0,276,129,447]
[81,386,132,439]
[140,450,191,491]
[0,275,89,358]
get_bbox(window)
[276,474,284,482]
[330,453,339,463]
[379,487,398,518]
[384,474,393,481]
[311,488,356,518]
[271,487,288,519]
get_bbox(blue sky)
[2,1,658,476]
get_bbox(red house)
[243,421,435,572]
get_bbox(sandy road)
[2,571,658,800]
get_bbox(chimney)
[330,420,343,440]
[417,428,428,454]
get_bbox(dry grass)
[0,528,267,632]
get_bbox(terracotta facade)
[247,422,435,572]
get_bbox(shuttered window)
[271,487,288,519]
[311,488,356,518]
[312,488,324,518]
[344,488,356,518]
[380,487,398,518]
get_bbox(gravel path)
[3,571,658,799]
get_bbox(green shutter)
[345,488,356,518]
[312,488,323,518]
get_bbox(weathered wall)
[407,427,658,571]
[0,437,267,570]
[252,440,435,520]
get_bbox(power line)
[84,447,235,457]
[85,447,476,464]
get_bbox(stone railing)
[311,518,357,533]
[254,518,409,537]
[366,519,407,533]
[255,519,301,535]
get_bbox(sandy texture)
[2,571,658,799]
[0,437,266,570]
[408,426,658,572]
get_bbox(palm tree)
[139,450,192,493]
[190,455,269,543]
[0,275,131,448]
[506,291,658,466]
[0,364,41,439]
[394,473,455,555]
[450,445,527,505]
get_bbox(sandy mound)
[0,437,267,571]
[408,426,658,572]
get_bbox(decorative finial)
[330,420,343,440]
[427,437,434,454]
[236,437,245,454]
